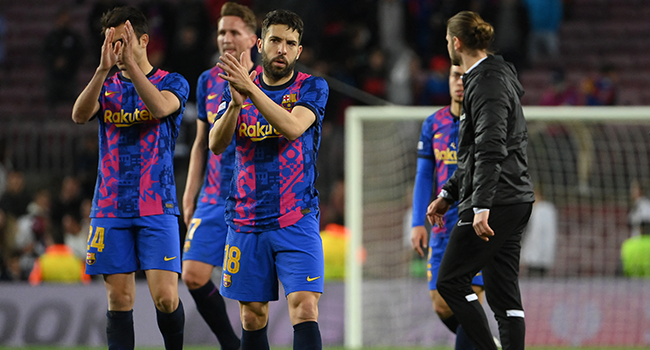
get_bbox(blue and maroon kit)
[216,71,329,302]
[412,106,483,289]
[86,68,189,275]
[182,65,262,267]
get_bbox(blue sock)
[242,324,269,350]
[293,321,322,350]
[189,280,240,350]
[455,325,477,350]
[106,310,134,350]
[156,299,185,350]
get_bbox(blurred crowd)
[0,170,93,282]
[538,64,618,106]
[32,0,611,114]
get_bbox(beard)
[449,48,461,66]
[261,50,297,81]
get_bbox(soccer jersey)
[215,71,329,233]
[195,65,262,207]
[182,65,262,266]
[416,106,459,237]
[90,68,189,218]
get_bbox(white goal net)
[344,106,650,348]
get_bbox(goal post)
[344,106,650,348]
[345,105,442,349]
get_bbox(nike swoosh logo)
[164,256,177,261]
[457,221,473,226]
[307,276,321,282]
[207,93,218,100]
[242,103,253,108]
[105,91,118,97]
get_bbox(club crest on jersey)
[86,252,96,265]
[281,93,297,111]
[223,273,232,288]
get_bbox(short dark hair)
[447,11,493,52]
[221,2,257,33]
[261,9,303,43]
[101,6,148,39]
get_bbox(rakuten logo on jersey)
[238,122,281,141]
[435,147,457,165]
[103,108,154,127]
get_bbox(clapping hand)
[217,52,258,106]
[100,27,119,71]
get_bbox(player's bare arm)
[209,101,240,155]
[411,226,429,257]
[182,120,209,226]
[72,27,118,124]
[120,20,180,119]
[218,52,315,141]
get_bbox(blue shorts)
[182,203,228,267]
[220,212,324,302]
[86,215,181,275]
[428,233,484,290]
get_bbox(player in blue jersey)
[411,64,485,350]
[180,3,259,349]
[208,9,329,350]
[71,6,189,350]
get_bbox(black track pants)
[437,203,533,350]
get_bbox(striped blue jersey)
[91,68,189,218]
[216,71,329,233]
[414,106,460,236]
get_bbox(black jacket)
[441,55,535,213]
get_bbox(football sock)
[156,299,185,350]
[189,280,240,350]
[455,325,477,350]
[293,321,322,350]
[106,309,134,350]
[441,314,460,334]
[241,324,269,350]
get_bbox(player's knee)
[433,300,453,319]
[181,269,204,290]
[107,289,135,310]
[431,290,453,318]
[288,294,319,324]
[241,305,268,330]
[153,292,178,313]
[290,305,318,324]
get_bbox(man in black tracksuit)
[426,11,535,350]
